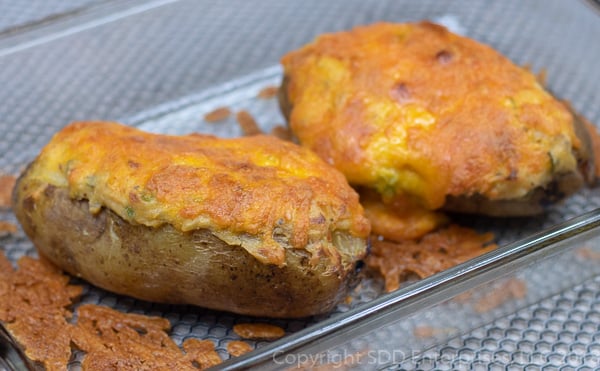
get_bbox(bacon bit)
[0,252,222,370]
[366,224,497,292]
[203,107,232,123]
[474,278,527,313]
[0,221,17,237]
[236,110,263,136]
[181,338,223,369]
[454,290,474,303]
[226,340,253,357]
[257,85,279,99]
[536,68,547,86]
[233,323,285,340]
[270,125,293,141]
[0,174,16,209]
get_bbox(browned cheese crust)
[280,21,596,216]
[13,122,370,318]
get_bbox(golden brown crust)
[24,121,369,266]
[281,21,586,214]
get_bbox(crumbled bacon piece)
[0,221,17,237]
[0,254,81,370]
[576,246,600,260]
[0,252,222,370]
[233,323,285,340]
[226,340,253,357]
[366,224,497,292]
[0,174,16,208]
[473,278,527,313]
[270,125,293,141]
[203,107,231,123]
[413,325,456,339]
[236,110,263,136]
[257,85,279,99]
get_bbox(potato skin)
[14,178,365,318]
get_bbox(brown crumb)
[233,323,285,340]
[0,175,16,209]
[0,221,17,237]
[453,290,474,303]
[0,255,82,370]
[226,340,253,357]
[366,224,497,292]
[257,85,279,99]
[413,326,457,339]
[181,338,223,369]
[474,278,527,313]
[236,110,263,136]
[344,295,353,305]
[576,246,600,260]
[0,252,222,370]
[203,106,231,123]
[270,125,293,141]
[536,68,547,86]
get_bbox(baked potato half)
[279,21,597,216]
[13,122,370,318]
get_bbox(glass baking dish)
[219,209,600,370]
[0,0,599,369]
[120,65,600,370]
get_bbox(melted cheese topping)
[281,21,580,209]
[28,122,370,266]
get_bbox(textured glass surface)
[0,0,598,369]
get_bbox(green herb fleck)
[140,192,154,202]
[125,206,135,219]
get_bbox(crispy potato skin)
[280,22,595,216]
[13,122,370,318]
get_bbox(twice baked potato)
[13,122,370,318]
[279,21,596,216]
